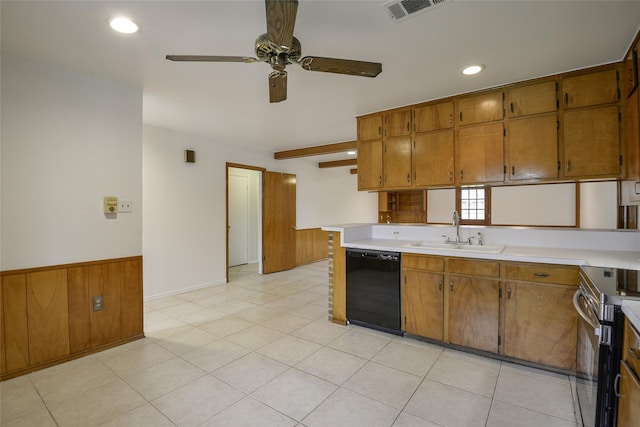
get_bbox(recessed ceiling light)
[347,151,357,155]
[108,17,139,34]
[462,64,485,75]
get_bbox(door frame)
[226,163,265,283]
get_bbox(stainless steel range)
[574,266,640,427]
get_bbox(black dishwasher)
[346,248,402,335]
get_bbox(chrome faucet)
[442,211,470,245]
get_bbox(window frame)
[456,185,491,225]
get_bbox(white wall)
[143,125,377,298]
[1,54,142,270]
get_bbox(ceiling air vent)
[382,0,451,22]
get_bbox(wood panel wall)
[1,256,143,380]
[295,228,329,266]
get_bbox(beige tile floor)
[1,261,578,427]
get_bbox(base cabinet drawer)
[617,360,640,427]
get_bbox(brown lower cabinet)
[1,256,143,379]
[618,318,640,427]
[400,254,578,371]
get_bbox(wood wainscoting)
[1,256,143,380]
[295,228,329,266]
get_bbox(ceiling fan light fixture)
[462,64,485,75]
[108,17,140,34]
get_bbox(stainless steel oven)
[574,266,640,427]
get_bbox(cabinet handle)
[534,272,550,277]
[449,171,453,181]
[460,170,464,181]
[407,173,410,183]
[378,126,382,136]
[450,280,454,291]
[564,93,569,105]
[407,122,410,131]
[566,160,571,172]
[511,166,515,176]
[510,102,514,113]
[439,280,443,291]
[614,373,622,398]
[448,114,453,124]
[459,112,463,122]
[507,288,512,299]
[630,348,640,361]
[384,174,387,183]
[378,176,382,185]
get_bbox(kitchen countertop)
[622,300,640,330]
[342,238,640,270]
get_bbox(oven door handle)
[573,289,600,330]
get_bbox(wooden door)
[507,80,557,117]
[413,130,454,186]
[508,114,558,181]
[402,270,444,340]
[357,139,383,190]
[448,276,500,353]
[358,115,383,141]
[617,361,640,427]
[504,282,577,370]
[89,263,122,348]
[384,109,412,137]
[562,69,619,109]
[26,269,70,365]
[414,102,454,133]
[384,136,412,188]
[263,171,296,274]
[2,274,29,372]
[563,105,620,177]
[457,90,504,125]
[458,122,505,184]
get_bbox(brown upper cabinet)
[507,80,557,117]
[384,109,412,138]
[383,136,412,188]
[358,114,383,141]
[458,122,505,184]
[413,101,454,132]
[413,130,455,187]
[357,139,383,191]
[561,69,619,109]
[457,90,504,126]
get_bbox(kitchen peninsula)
[323,223,640,372]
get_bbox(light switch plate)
[119,199,133,213]
[93,295,103,311]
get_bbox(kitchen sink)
[405,241,505,254]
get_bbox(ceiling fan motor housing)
[255,33,302,71]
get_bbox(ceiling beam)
[274,140,357,159]
[319,159,358,168]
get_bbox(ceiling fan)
[166,0,382,103]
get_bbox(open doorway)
[227,165,263,281]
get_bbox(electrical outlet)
[93,295,103,311]
[119,199,133,213]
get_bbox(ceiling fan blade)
[265,0,298,48]
[166,55,256,63]
[299,56,382,78]
[269,71,287,103]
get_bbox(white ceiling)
[2,0,640,163]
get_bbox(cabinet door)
[357,139,383,190]
[507,80,557,117]
[458,122,504,184]
[617,361,640,427]
[26,270,70,366]
[384,136,412,188]
[625,89,640,178]
[358,115,383,141]
[402,270,444,340]
[414,102,453,132]
[504,282,577,370]
[457,90,503,125]
[413,130,454,186]
[623,49,638,98]
[563,105,620,178]
[448,276,500,353]
[121,258,143,339]
[385,109,412,138]
[89,263,122,348]
[0,279,4,374]
[3,274,29,373]
[562,69,618,109]
[507,113,558,181]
